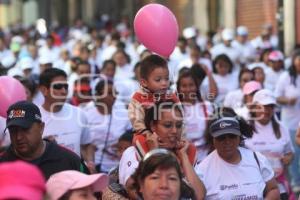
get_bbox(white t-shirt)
[85,101,132,172]
[210,43,241,67]
[39,103,92,156]
[223,89,244,110]
[264,68,284,91]
[118,146,140,186]
[114,63,134,82]
[245,121,294,193]
[0,116,10,146]
[201,72,239,104]
[195,147,274,200]
[231,40,256,64]
[275,71,300,129]
[183,101,213,161]
[177,57,212,73]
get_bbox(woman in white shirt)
[275,50,300,193]
[245,89,294,199]
[265,50,285,91]
[196,107,279,200]
[177,70,213,161]
[201,54,239,105]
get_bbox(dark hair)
[205,107,254,152]
[238,68,253,82]
[78,60,90,66]
[288,49,300,86]
[39,68,67,88]
[177,70,203,102]
[58,190,72,200]
[249,105,281,139]
[102,59,116,70]
[132,151,194,199]
[119,129,134,143]
[15,77,37,96]
[144,100,183,131]
[212,54,234,74]
[190,63,206,85]
[113,49,131,64]
[94,79,114,96]
[140,54,168,80]
[259,48,273,62]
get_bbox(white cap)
[247,62,267,71]
[222,28,234,41]
[39,56,53,65]
[183,27,196,39]
[237,26,248,36]
[253,89,276,105]
[1,56,16,68]
[19,57,34,71]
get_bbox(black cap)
[209,117,241,138]
[6,101,42,129]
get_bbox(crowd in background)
[0,15,300,200]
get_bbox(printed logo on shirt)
[232,194,260,200]
[220,184,238,190]
[253,142,266,145]
[220,122,232,129]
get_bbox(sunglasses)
[52,83,69,90]
[215,134,238,141]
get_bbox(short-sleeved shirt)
[274,71,300,130]
[0,140,84,179]
[245,121,294,193]
[85,101,131,172]
[40,103,92,156]
[195,147,274,200]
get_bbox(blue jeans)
[288,129,300,188]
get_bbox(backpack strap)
[253,151,261,169]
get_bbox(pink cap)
[242,81,262,95]
[268,50,284,61]
[0,161,46,200]
[46,170,109,200]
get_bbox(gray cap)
[209,117,241,138]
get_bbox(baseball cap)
[222,28,234,41]
[237,26,248,36]
[19,57,34,71]
[268,50,284,61]
[6,101,42,129]
[242,81,262,95]
[0,161,46,200]
[209,117,241,138]
[183,27,196,39]
[252,89,276,105]
[39,56,53,65]
[247,62,267,71]
[46,170,109,200]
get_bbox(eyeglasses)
[215,134,238,141]
[52,83,69,90]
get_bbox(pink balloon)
[134,4,179,58]
[0,76,27,118]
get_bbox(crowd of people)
[0,17,300,200]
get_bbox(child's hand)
[288,98,297,106]
[145,131,159,150]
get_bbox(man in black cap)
[0,100,87,179]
